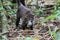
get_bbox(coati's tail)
[20,0,25,6]
[16,0,21,7]
[17,0,25,6]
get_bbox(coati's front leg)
[16,16,20,28]
[21,18,28,30]
[16,10,21,29]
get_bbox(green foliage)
[0,36,2,40]
[55,2,60,6]
[48,26,57,40]
[0,6,3,11]
[24,37,33,40]
[3,1,12,5]
[0,0,16,34]
[34,9,40,15]
[41,10,60,23]
[34,9,44,16]
[0,0,17,20]
[56,30,60,40]
[48,30,57,40]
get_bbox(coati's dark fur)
[16,0,34,30]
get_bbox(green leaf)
[0,6,3,10]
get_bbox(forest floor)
[1,15,60,40]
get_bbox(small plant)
[48,25,57,40]
[48,29,57,40]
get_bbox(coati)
[16,0,34,30]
